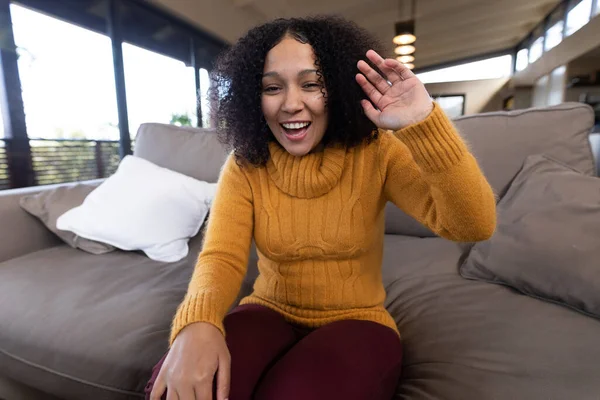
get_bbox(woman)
[147,15,496,400]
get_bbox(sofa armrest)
[0,179,104,263]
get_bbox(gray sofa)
[1,102,600,400]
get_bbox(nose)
[281,86,303,114]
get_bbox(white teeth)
[282,122,310,129]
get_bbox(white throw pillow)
[57,155,217,262]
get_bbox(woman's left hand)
[356,50,433,131]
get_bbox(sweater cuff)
[169,291,226,346]
[396,102,468,173]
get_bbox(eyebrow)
[262,69,319,78]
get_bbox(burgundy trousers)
[145,304,402,400]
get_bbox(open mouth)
[280,122,311,141]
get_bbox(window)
[123,43,198,138]
[533,75,550,107]
[548,65,566,106]
[0,103,6,188]
[10,3,118,140]
[529,36,544,63]
[532,66,566,107]
[431,95,465,118]
[545,21,564,51]
[595,0,600,15]
[516,48,529,72]
[1,0,224,190]
[416,54,512,84]
[545,4,567,52]
[0,103,4,138]
[565,0,593,36]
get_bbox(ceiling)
[149,0,562,70]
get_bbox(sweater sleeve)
[380,102,497,242]
[169,154,254,345]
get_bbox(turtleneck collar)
[266,141,347,198]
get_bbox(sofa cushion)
[0,234,207,400]
[133,123,228,183]
[19,183,116,255]
[382,235,600,399]
[0,227,260,400]
[460,154,600,320]
[385,102,596,237]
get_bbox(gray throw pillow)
[20,184,115,255]
[460,154,600,319]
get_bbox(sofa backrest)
[385,102,598,237]
[132,103,598,239]
[133,123,228,183]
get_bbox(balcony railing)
[0,138,121,190]
[0,141,8,190]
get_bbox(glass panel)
[545,21,564,51]
[516,48,529,72]
[123,43,198,138]
[529,36,544,63]
[548,66,566,106]
[566,0,593,36]
[199,68,212,128]
[10,3,118,140]
[431,95,464,118]
[416,55,513,84]
[0,102,4,138]
[533,74,550,107]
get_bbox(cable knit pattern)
[169,103,497,344]
[266,142,347,198]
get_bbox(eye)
[303,82,321,89]
[263,86,281,93]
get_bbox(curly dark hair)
[209,15,386,166]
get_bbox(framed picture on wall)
[431,94,465,118]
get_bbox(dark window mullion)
[190,37,203,128]
[563,0,572,38]
[0,0,35,188]
[107,0,132,158]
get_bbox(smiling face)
[261,35,328,156]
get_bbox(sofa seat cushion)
[382,235,600,400]
[0,237,207,400]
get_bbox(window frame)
[564,0,594,37]
[512,0,599,74]
[1,0,226,188]
[430,94,466,117]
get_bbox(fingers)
[194,383,213,400]
[365,49,403,84]
[150,370,168,400]
[360,99,381,126]
[216,353,231,400]
[166,389,179,400]
[383,57,416,81]
[176,387,195,400]
[357,59,391,95]
[355,73,382,106]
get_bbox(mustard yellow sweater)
[170,103,496,344]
